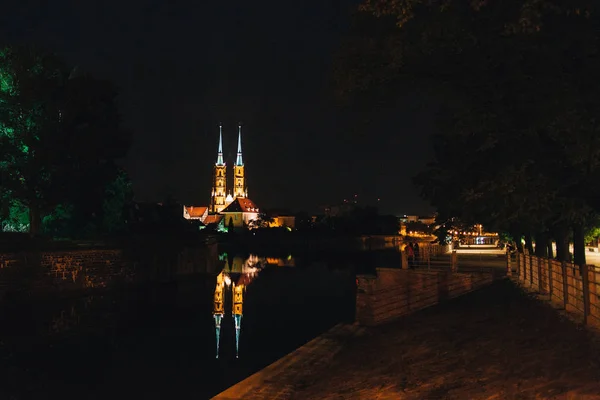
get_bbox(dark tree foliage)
[337,0,600,265]
[248,213,275,230]
[0,45,131,236]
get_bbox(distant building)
[400,223,407,236]
[264,209,296,229]
[399,215,436,225]
[210,124,248,213]
[418,216,436,225]
[220,198,260,229]
[204,214,224,225]
[183,123,258,231]
[203,214,225,231]
[183,206,208,221]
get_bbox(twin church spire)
[236,125,243,166]
[210,123,247,213]
[215,124,243,167]
[216,124,224,166]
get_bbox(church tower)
[210,124,227,213]
[233,124,248,199]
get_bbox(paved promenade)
[214,278,600,399]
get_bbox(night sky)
[1,0,435,216]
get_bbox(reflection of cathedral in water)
[212,254,295,358]
[213,254,261,359]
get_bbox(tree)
[0,45,131,235]
[249,213,275,230]
[0,194,28,232]
[102,168,133,233]
[337,1,600,266]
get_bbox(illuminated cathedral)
[210,123,248,213]
[184,124,259,228]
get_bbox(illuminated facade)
[269,214,296,229]
[209,123,248,213]
[220,198,260,229]
[233,125,248,199]
[210,124,228,213]
[186,123,257,228]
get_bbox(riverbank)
[0,234,219,302]
[215,279,600,399]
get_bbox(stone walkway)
[213,323,366,400]
[214,279,600,399]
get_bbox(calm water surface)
[0,250,389,399]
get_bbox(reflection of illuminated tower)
[211,124,227,213]
[213,272,225,358]
[233,124,248,199]
[214,253,262,359]
[232,283,244,358]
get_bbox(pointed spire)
[216,123,224,166]
[234,314,242,358]
[213,314,223,358]
[236,124,244,166]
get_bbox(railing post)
[451,250,457,272]
[506,250,512,277]
[548,258,553,300]
[401,249,408,270]
[561,261,568,310]
[529,254,534,287]
[582,264,591,325]
[537,256,544,294]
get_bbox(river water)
[0,249,399,399]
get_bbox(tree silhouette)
[0,45,131,235]
[337,0,600,265]
[249,213,274,229]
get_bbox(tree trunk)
[534,233,547,258]
[547,239,554,259]
[524,233,534,254]
[554,224,570,262]
[29,204,41,237]
[573,222,586,268]
[511,230,523,252]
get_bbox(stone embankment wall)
[0,242,218,300]
[356,268,494,326]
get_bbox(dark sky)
[1,0,435,216]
